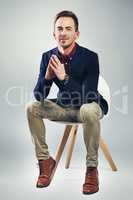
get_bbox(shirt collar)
[57,43,77,63]
[52,42,80,63]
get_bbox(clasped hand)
[45,55,66,81]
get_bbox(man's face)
[53,17,79,49]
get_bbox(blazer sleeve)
[33,53,53,101]
[82,53,100,103]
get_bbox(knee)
[80,102,98,123]
[26,101,42,116]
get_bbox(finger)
[49,61,57,70]
[48,59,55,69]
[49,56,57,66]
[49,63,57,73]
[50,57,58,68]
[52,55,61,65]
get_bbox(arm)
[82,53,99,103]
[33,53,53,101]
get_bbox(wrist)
[62,74,69,81]
[45,76,51,80]
[45,74,54,80]
[60,74,70,85]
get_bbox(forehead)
[55,17,75,28]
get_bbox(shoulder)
[41,47,57,59]
[39,48,56,67]
[77,44,99,70]
[78,44,98,58]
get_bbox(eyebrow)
[57,26,72,29]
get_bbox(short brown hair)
[54,10,79,31]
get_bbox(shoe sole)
[83,188,99,195]
[36,182,50,188]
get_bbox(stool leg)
[65,125,78,169]
[50,125,72,180]
[100,136,118,171]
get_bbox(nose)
[60,29,67,35]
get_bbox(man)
[26,10,108,194]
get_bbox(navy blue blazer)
[34,43,108,115]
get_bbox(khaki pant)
[26,99,103,167]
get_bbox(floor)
[1,155,133,200]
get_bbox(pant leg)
[26,101,50,160]
[26,99,77,160]
[79,101,103,167]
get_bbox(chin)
[60,42,73,49]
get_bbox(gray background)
[0,0,133,199]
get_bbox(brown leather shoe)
[36,157,56,188]
[83,167,99,194]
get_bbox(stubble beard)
[60,40,74,49]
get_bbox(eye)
[66,27,72,31]
[57,27,63,31]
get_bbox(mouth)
[60,38,68,41]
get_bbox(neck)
[58,42,76,56]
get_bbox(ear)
[53,32,56,39]
[76,31,80,38]
[75,31,80,40]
